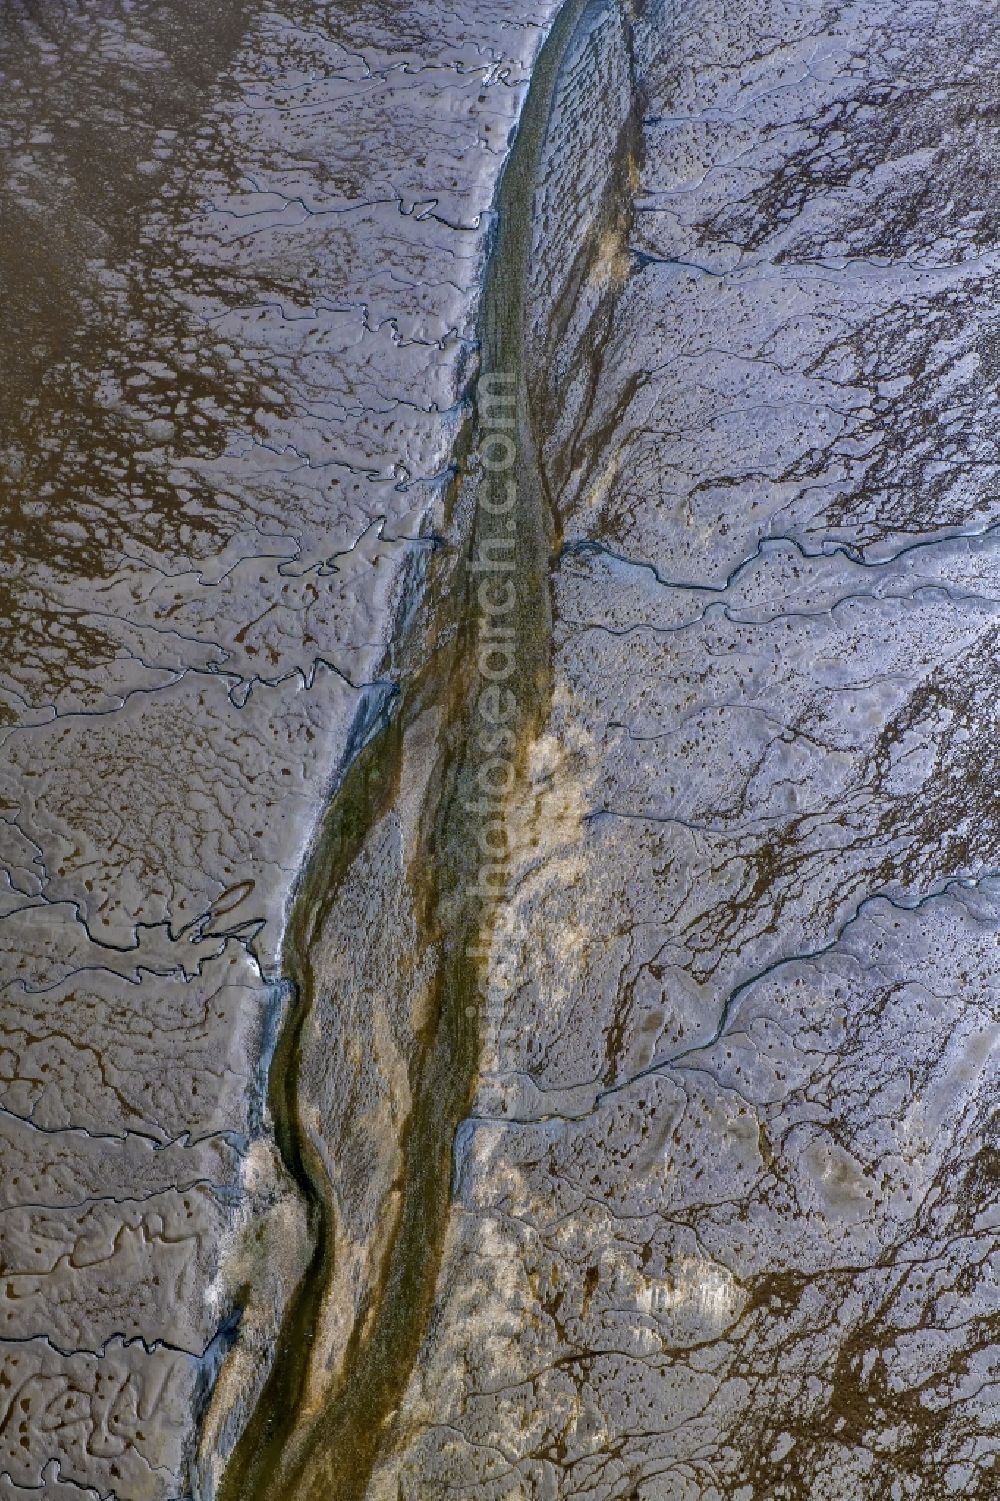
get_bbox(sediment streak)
[209,1,616,1496]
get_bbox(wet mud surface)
[2,0,998,1496]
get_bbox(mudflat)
[1,2,997,1498]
